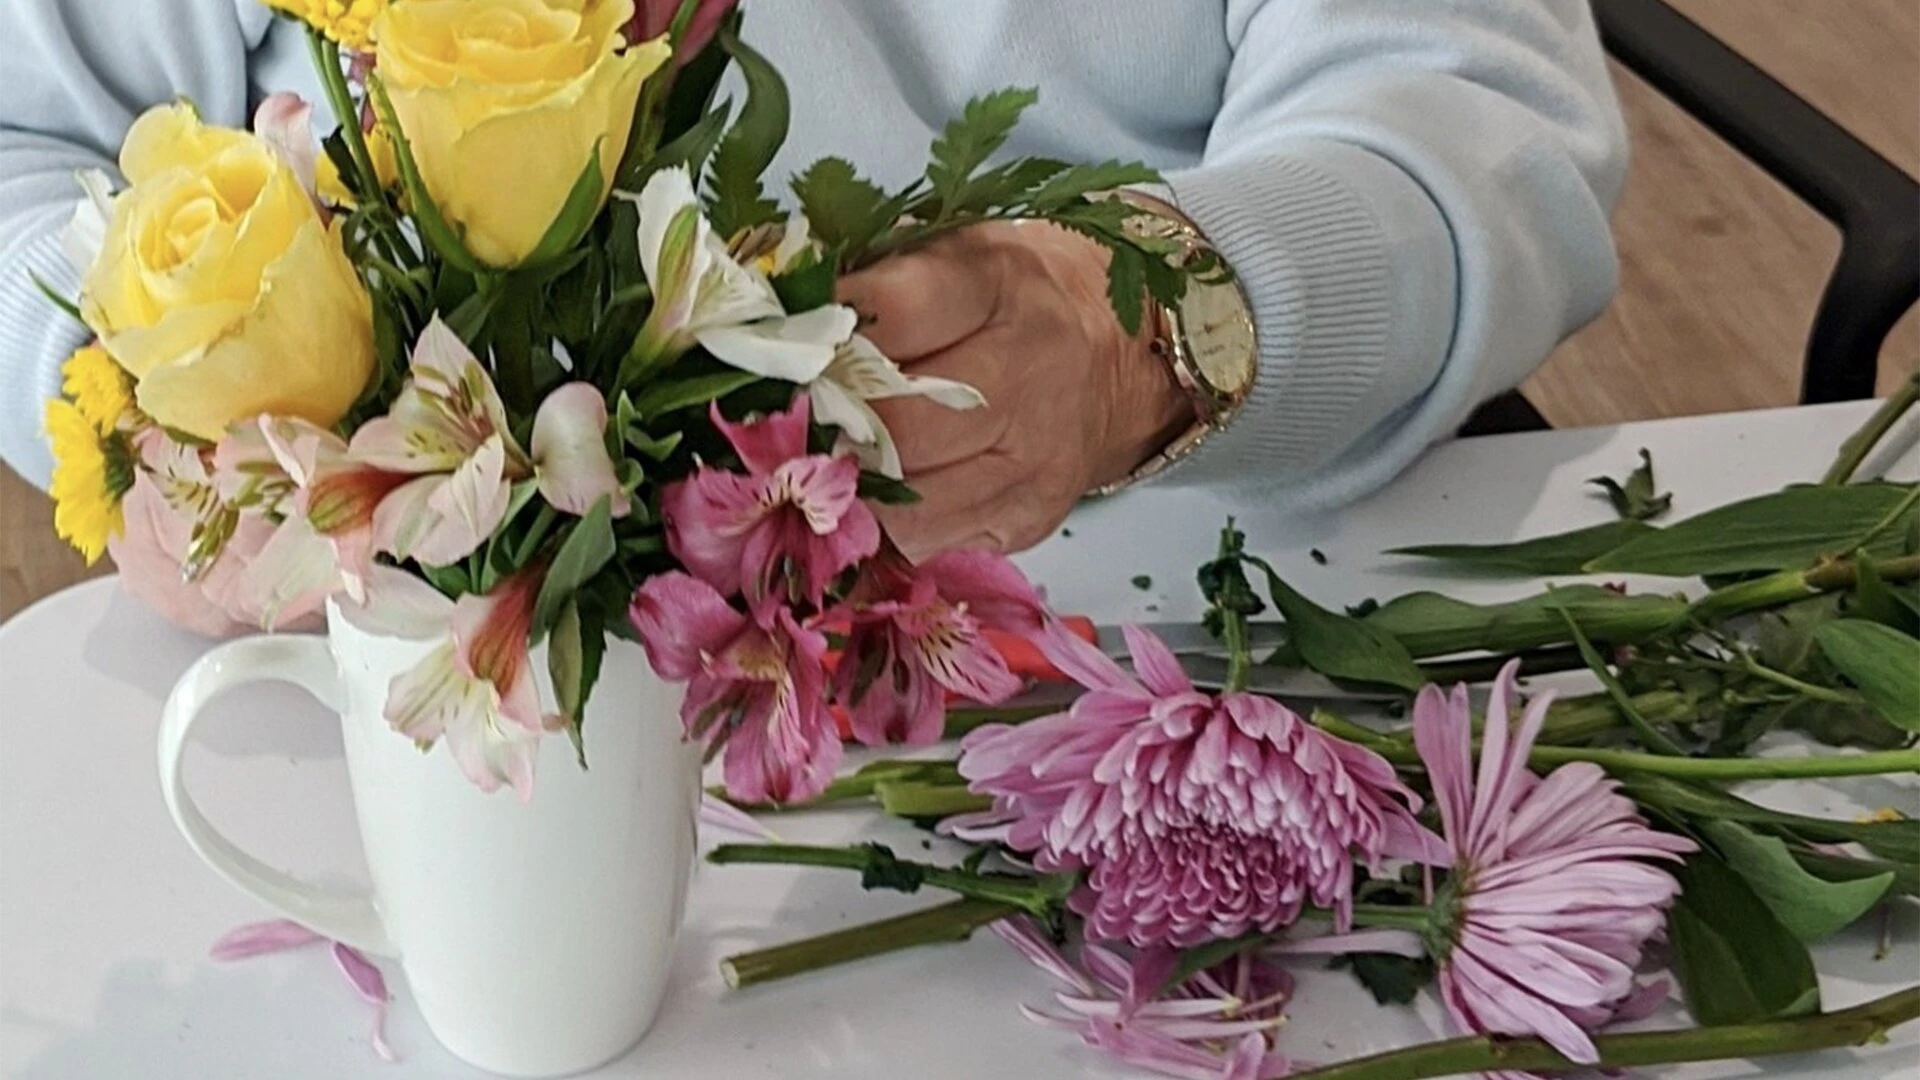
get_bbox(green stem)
[1823,370,1920,485]
[1691,553,1920,623]
[719,898,1016,989]
[875,782,992,818]
[1287,987,1920,1080]
[1418,647,1588,685]
[706,843,1068,917]
[1222,607,1252,693]
[943,702,1071,740]
[1740,655,1867,706]
[307,29,409,265]
[1348,904,1433,934]
[1319,713,1920,779]
[713,759,962,812]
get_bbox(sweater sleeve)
[0,0,269,488]
[1157,0,1627,506]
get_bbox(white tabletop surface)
[4,400,1917,1079]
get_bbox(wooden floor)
[3,0,1916,619]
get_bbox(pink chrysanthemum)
[1412,661,1696,1073]
[994,917,1294,1080]
[953,624,1433,948]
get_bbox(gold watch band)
[1089,195,1256,497]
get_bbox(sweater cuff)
[0,221,85,489]
[1156,137,1456,495]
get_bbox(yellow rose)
[80,104,375,441]
[374,0,669,267]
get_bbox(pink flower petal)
[331,942,396,1062]
[699,793,781,841]
[252,92,318,201]
[209,919,324,962]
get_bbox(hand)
[837,220,1194,561]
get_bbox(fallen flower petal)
[208,919,324,962]
[332,942,396,1063]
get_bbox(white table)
[4,401,1917,1079]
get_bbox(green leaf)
[1789,847,1920,899]
[1587,448,1672,522]
[706,24,789,238]
[856,471,921,506]
[368,76,483,273]
[1669,852,1821,1026]
[519,144,605,269]
[1361,586,1685,659]
[1388,520,1657,576]
[770,251,837,312]
[1851,556,1920,633]
[1812,619,1920,731]
[1551,589,1685,754]
[791,156,899,256]
[549,598,587,764]
[1020,159,1161,212]
[1251,561,1425,691]
[631,103,730,191]
[1702,820,1893,943]
[1622,774,1920,865]
[925,87,1039,217]
[633,369,761,418]
[30,271,85,327]
[932,157,1069,217]
[1101,243,1149,338]
[419,563,471,599]
[1328,952,1437,1007]
[532,497,617,640]
[1585,482,1918,576]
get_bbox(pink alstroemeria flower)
[630,572,839,804]
[209,919,394,1061]
[662,395,879,611]
[380,567,548,800]
[252,92,322,207]
[994,917,1293,1080]
[353,318,627,568]
[953,623,1434,948]
[1411,661,1697,1075]
[833,549,1046,746]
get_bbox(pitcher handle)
[158,634,395,957]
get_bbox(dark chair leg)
[1458,390,1551,437]
[1803,231,1920,404]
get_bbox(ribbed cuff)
[1156,137,1456,496]
[0,219,87,489]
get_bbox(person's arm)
[0,0,271,487]
[1160,0,1627,503]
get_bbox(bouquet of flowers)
[39,0,1195,800]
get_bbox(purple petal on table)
[209,919,324,961]
[700,792,781,840]
[332,942,397,1062]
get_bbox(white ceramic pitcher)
[158,601,702,1077]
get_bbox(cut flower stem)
[720,898,1018,989]
[706,843,1071,917]
[1286,986,1920,1080]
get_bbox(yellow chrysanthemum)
[1859,807,1908,824]
[266,0,389,51]
[60,345,136,434]
[45,399,132,565]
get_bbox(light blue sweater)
[1,0,1625,507]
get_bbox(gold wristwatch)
[1090,193,1257,497]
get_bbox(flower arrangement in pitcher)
[39,0,1202,801]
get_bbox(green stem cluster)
[720,898,1017,989]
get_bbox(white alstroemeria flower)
[811,334,986,479]
[359,567,547,801]
[624,167,856,385]
[61,169,116,274]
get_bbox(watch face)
[1179,279,1256,397]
